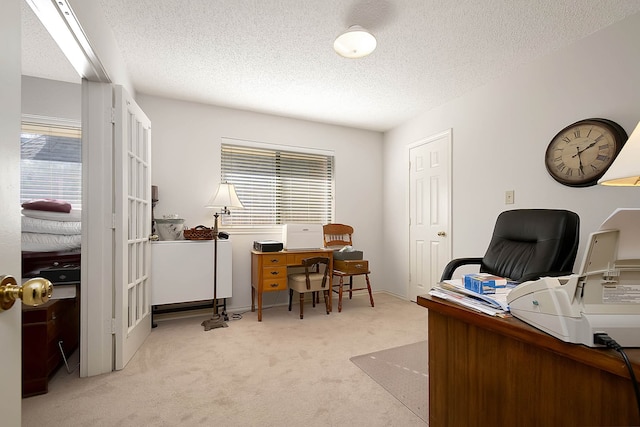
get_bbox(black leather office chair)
[440,209,580,283]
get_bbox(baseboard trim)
[153,290,408,323]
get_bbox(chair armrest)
[440,257,483,281]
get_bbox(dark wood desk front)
[417,294,640,427]
[251,249,334,321]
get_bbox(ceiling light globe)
[334,25,377,59]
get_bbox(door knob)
[0,275,53,312]
[437,231,447,237]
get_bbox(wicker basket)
[183,225,214,240]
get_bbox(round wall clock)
[545,118,628,187]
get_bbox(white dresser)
[151,239,232,306]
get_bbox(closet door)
[113,85,152,370]
[408,130,451,301]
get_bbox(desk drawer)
[287,253,331,266]
[263,266,287,280]
[262,254,287,266]
[262,277,287,291]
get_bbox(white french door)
[114,85,152,370]
[408,130,452,301]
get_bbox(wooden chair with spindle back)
[322,223,374,312]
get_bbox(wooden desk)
[417,294,640,427]
[251,249,334,321]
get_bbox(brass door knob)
[437,231,447,237]
[0,275,53,312]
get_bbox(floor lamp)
[202,181,244,331]
[599,120,640,187]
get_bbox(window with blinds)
[221,142,334,226]
[20,122,82,210]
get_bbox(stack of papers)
[429,279,512,317]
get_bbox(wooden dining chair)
[288,257,331,319]
[323,223,354,248]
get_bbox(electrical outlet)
[505,190,515,204]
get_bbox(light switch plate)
[505,190,515,204]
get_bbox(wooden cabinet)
[22,296,79,397]
[21,250,80,278]
[21,251,81,398]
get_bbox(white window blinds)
[20,122,82,210]
[221,142,334,226]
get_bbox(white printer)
[507,208,640,347]
[282,224,324,250]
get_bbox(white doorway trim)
[28,0,115,377]
[81,81,115,376]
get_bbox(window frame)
[220,138,335,231]
[20,114,82,211]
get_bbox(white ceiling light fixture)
[333,25,377,59]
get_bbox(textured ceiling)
[22,0,640,132]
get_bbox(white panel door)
[114,86,152,370]
[0,1,22,422]
[409,130,451,301]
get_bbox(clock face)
[545,119,627,187]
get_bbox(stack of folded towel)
[21,199,81,252]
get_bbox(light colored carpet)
[350,341,428,422]
[22,293,429,426]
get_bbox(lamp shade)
[205,182,244,210]
[599,121,640,186]
[333,25,377,58]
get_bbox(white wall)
[137,94,383,311]
[22,76,81,120]
[383,12,640,297]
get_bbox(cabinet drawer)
[334,259,369,274]
[262,254,287,266]
[23,298,76,323]
[262,277,287,291]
